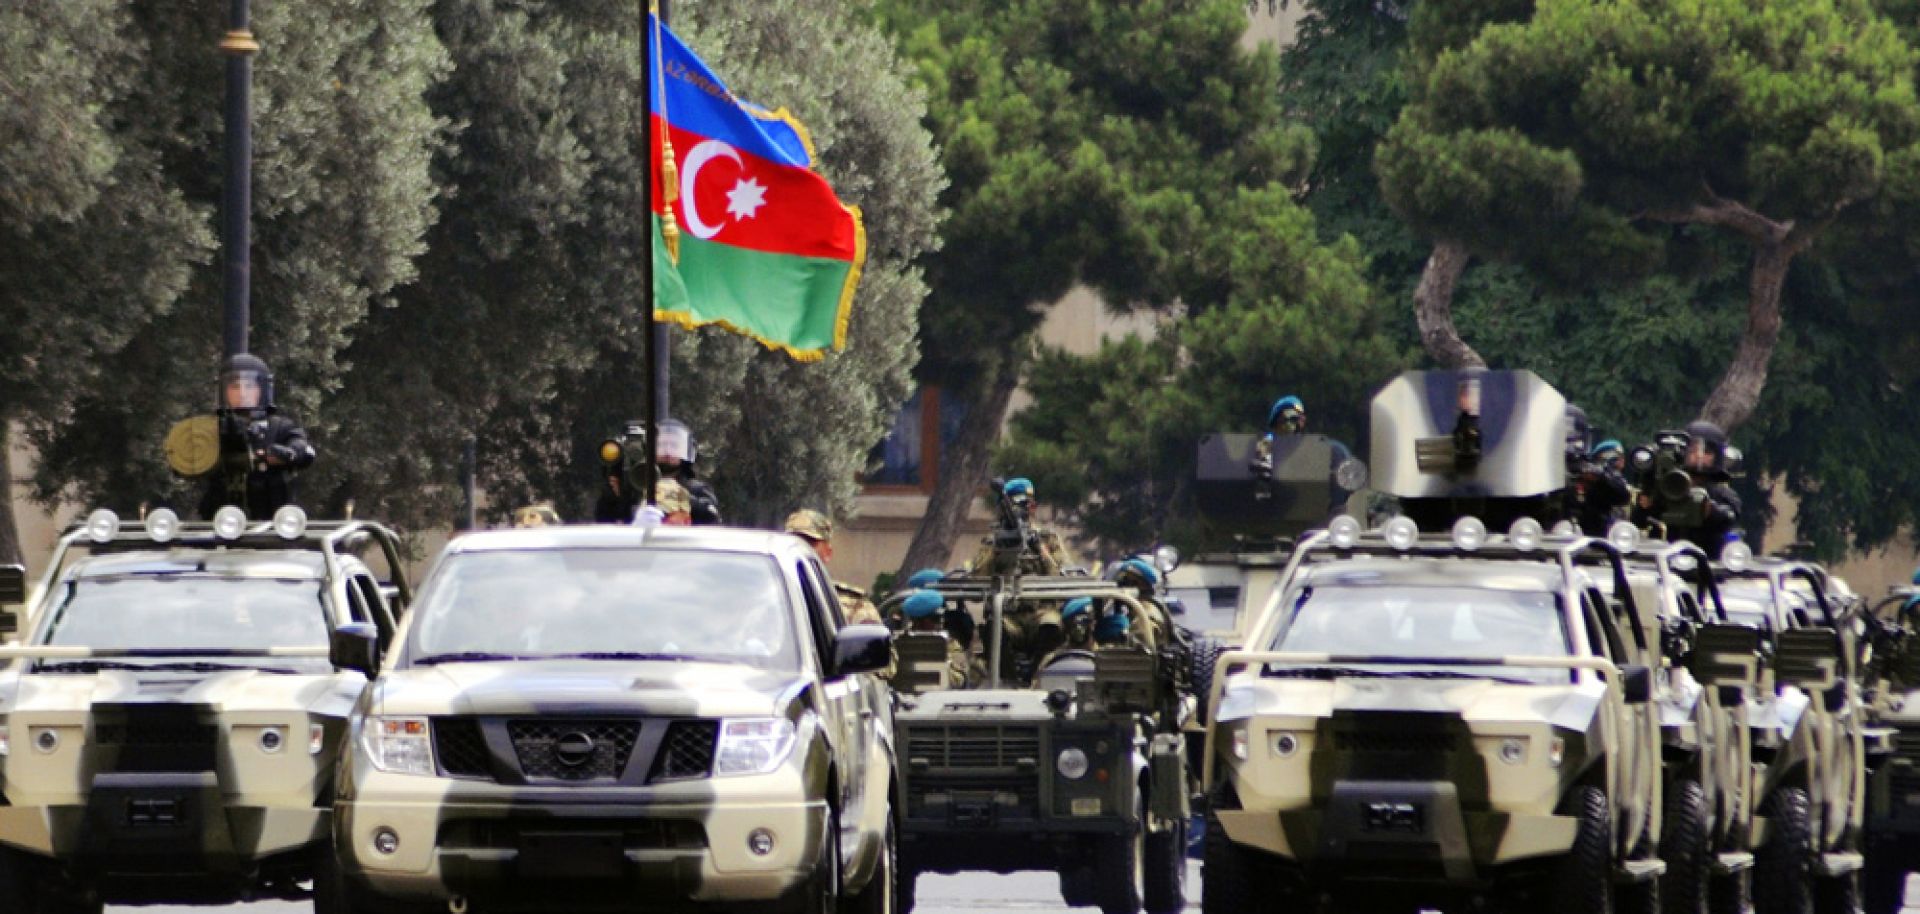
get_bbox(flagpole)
[641,0,660,509]
[653,0,673,440]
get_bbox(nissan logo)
[554,732,596,768]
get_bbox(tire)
[787,813,842,914]
[1143,818,1187,914]
[1190,639,1225,722]
[1060,867,1098,908]
[842,819,896,914]
[1863,839,1909,914]
[0,848,37,914]
[1708,870,1750,914]
[1756,788,1815,914]
[1662,779,1711,914]
[1815,868,1860,914]
[1201,786,1289,914]
[1552,786,1615,914]
[1094,820,1145,914]
[899,867,917,914]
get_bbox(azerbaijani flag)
[650,14,866,361]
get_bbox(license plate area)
[950,793,999,828]
[126,796,186,827]
[517,831,626,879]
[1363,801,1425,835]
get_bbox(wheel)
[1201,785,1290,914]
[1708,869,1750,914]
[1662,779,1711,914]
[786,812,842,914]
[1060,866,1098,908]
[1143,817,1187,914]
[1756,788,1815,914]
[1551,785,1615,914]
[1863,839,1909,914]
[1190,639,1224,722]
[899,867,918,914]
[1815,868,1860,914]
[0,848,37,914]
[1094,818,1145,914]
[842,819,896,914]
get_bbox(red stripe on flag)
[651,117,858,262]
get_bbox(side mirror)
[330,622,381,677]
[0,564,26,636]
[831,624,893,678]
[1620,664,1653,705]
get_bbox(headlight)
[0,723,9,756]
[363,716,435,776]
[1498,737,1527,765]
[1231,728,1249,762]
[1272,732,1300,758]
[1056,747,1090,780]
[715,718,796,776]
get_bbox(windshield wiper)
[412,651,529,665]
[1261,665,1534,685]
[139,661,302,675]
[546,651,706,662]
[34,659,302,675]
[35,660,151,673]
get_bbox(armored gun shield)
[1372,370,1569,502]
[1195,432,1345,543]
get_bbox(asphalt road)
[110,864,1205,914]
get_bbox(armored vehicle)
[1199,517,1666,913]
[883,573,1193,914]
[1713,546,1872,914]
[1865,574,1920,913]
[0,506,410,912]
[329,524,896,914]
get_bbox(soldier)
[1249,395,1356,513]
[1039,597,1098,669]
[785,509,881,625]
[657,419,722,525]
[1094,609,1132,647]
[969,478,1070,575]
[1568,433,1632,537]
[1110,558,1168,651]
[1679,420,1743,556]
[969,478,1071,676]
[655,479,694,526]
[198,353,315,519]
[902,589,973,688]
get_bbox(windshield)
[1267,584,1572,685]
[44,575,329,651]
[409,548,799,671]
[1719,584,1776,631]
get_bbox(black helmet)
[655,418,696,467]
[1564,404,1593,457]
[1684,420,1728,448]
[219,353,275,413]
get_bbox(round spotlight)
[34,729,59,754]
[372,828,400,856]
[1383,516,1420,551]
[212,506,248,540]
[1273,733,1300,758]
[1499,738,1527,766]
[271,505,308,540]
[84,509,120,544]
[1335,458,1370,492]
[747,829,776,856]
[1451,516,1487,552]
[1327,515,1362,549]
[1670,554,1699,573]
[144,508,180,543]
[1507,518,1544,551]
[259,728,285,754]
[1721,541,1754,573]
[1056,747,1090,780]
[1606,521,1640,553]
[1550,520,1577,536]
[1154,545,1180,575]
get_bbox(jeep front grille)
[906,775,1040,818]
[905,725,1041,771]
[508,720,640,781]
[1333,731,1460,754]
[650,720,718,781]
[433,718,492,779]
[92,705,218,772]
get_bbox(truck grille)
[434,718,492,779]
[906,776,1041,818]
[1333,731,1460,754]
[92,705,218,772]
[650,720,718,781]
[508,720,641,781]
[905,725,1041,770]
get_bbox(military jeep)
[1199,518,1666,913]
[0,506,409,912]
[882,575,1193,914]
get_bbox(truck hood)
[1218,675,1606,733]
[895,688,1055,724]
[0,668,364,719]
[373,659,807,719]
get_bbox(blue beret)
[1004,478,1034,497]
[1267,396,1305,427]
[1590,439,1623,457]
[905,568,945,590]
[903,589,945,620]
[1096,612,1132,639]
[1911,566,1920,587]
[1063,597,1093,619]
[1115,558,1160,586]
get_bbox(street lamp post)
[220,0,259,359]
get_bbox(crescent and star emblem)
[679,139,769,240]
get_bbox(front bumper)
[1217,780,1579,883]
[338,771,826,905]
[0,774,328,872]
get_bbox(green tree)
[343,0,941,529]
[876,0,1316,574]
[27,0,449,523]
[1377,0,1920,431]
[0,1,211,562]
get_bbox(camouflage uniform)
[969,528,1072,673]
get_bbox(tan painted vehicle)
[1199,517,1666,914]
[1712,547,1875,914]
[0,506,410,913]
[327,525,896,914]
[1863,575,1920,914]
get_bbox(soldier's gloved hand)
[267,444,297,465]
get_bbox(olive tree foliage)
[28,0,449,521]
[453,0,942,529]
[1377,0,1920,432]
[0,1,211,562]
[874,0,1317,575]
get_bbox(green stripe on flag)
[654,230,855,361]
[652,216,690,312]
